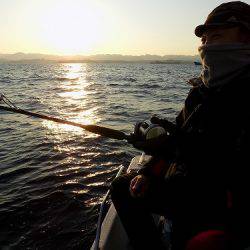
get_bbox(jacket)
[140,74,250,245]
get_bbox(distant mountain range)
[0,52,200,63]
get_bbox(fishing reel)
[133,120,167,141]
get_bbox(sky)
[0,0,249,56]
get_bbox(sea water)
[0,62,200,249]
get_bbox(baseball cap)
[195,1,250,37]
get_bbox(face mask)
[198,43,250,88]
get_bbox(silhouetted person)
[111,2,250,250]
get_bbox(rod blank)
[0,105,130,140]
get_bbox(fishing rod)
[0,93,169,144]
[0,93,130,141]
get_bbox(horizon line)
[0,51,199,57]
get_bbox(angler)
[110,2,250,250]
[1,2,250,250]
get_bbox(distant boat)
[194,61,202,66]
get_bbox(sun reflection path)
[65,63,82,80]
[42,63,100,136]
[41,64,102,183]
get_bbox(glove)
[150,115,177,134]
[129,174,150,198]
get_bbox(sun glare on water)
[43,63,100,136]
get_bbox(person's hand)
[129,174,150,198]
[150,115,177,134]
[150,114,163,124]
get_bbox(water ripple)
[0,62,200,249]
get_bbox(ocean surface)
[0,62,201,249]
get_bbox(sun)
[38,0,106,55]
